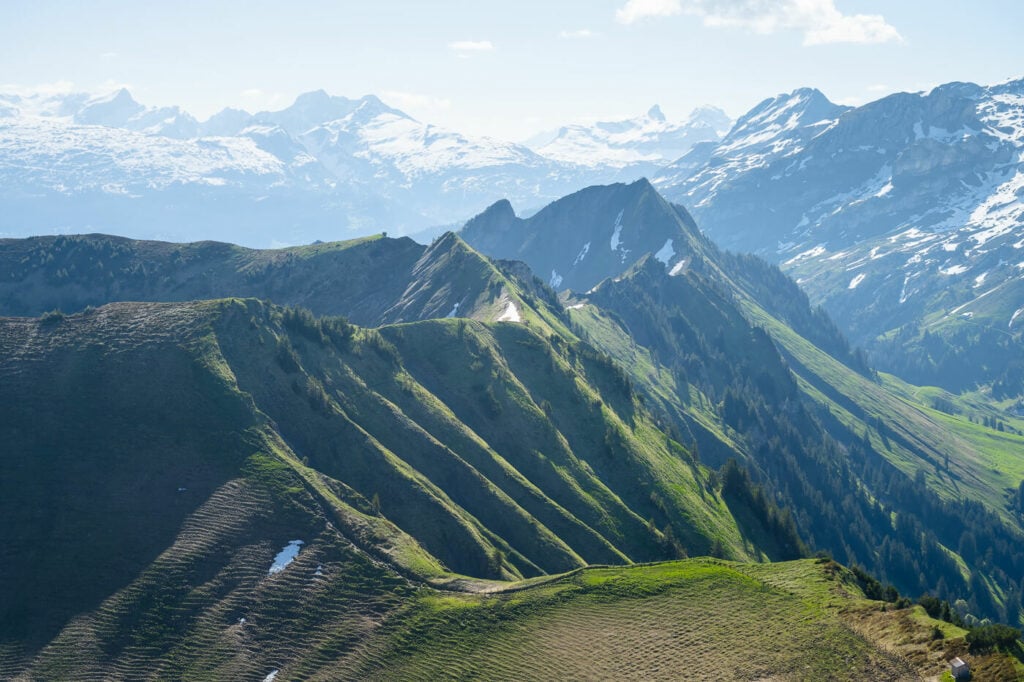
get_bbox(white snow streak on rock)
[610,210,624,251]
[573,241,591,266]
[654,239,675,265]
[1010,307,1024,330]
[497,301,521,322]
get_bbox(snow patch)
[974,272,988,287]
[947,285,1004,317]
[848,273,866,289]
[497,301,521,322]
[445,300,461,318]
[566,303,586,310]
[269,540,303,575]
[1010,307,1024,330]
[573,241,590,266]
[654,239,675,265]
[940,265,968,276]
[610,210,624,251]
[263,671,279,682]
[669,259,687,276]
[784,244,826,266]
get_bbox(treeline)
[873,322,1023,398]
[717,250,874,377]
[719,458,806,560]
[585,264,1024,628]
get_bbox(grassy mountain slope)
[572,247,1024,628]
[0,301,442,678]
[297,558,1022,681]
[1,298,776,675]
[458,181,1024,627]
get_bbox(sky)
[2,0,1023,140]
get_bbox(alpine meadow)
[2,1,1024,680]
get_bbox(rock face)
[655,80,1024,389]
[461,178,705,295]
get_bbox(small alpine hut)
[949,656,970,680]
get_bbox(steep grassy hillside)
[0,301,441,678]
[571,257,1024,628]
[455,180,1024,627]
[0,299,780,675]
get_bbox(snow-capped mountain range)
[654,79,1024,387]
[4,78,1021,391]
[0,88,726,246]
[528,104,731,171]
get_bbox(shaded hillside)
[461,178,712,295]
[0,231,567,332]
[4,188,1022,627]
[577,258,1024,628]
[460,178,867,375]
[459,181,1024,628]
[1,299,781,675]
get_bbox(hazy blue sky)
[2,1,1022,139]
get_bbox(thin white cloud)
[559,28,598,39]
[382,90,452,116]
[100,51,118,59]
[616,0,682,24]
[448,40,494,52]
[241,88,264,98]
[620,0,902,45]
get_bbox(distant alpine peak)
[461,178,704,295]
[481,198,517,220]
[711,86,847,158]
[646,104,666,121]
[292,89,332,106]
[767,87,839,118]
[74,87,145,125]
[685,105,733,135]
[532,104,732,169]
[82,87,139,109]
